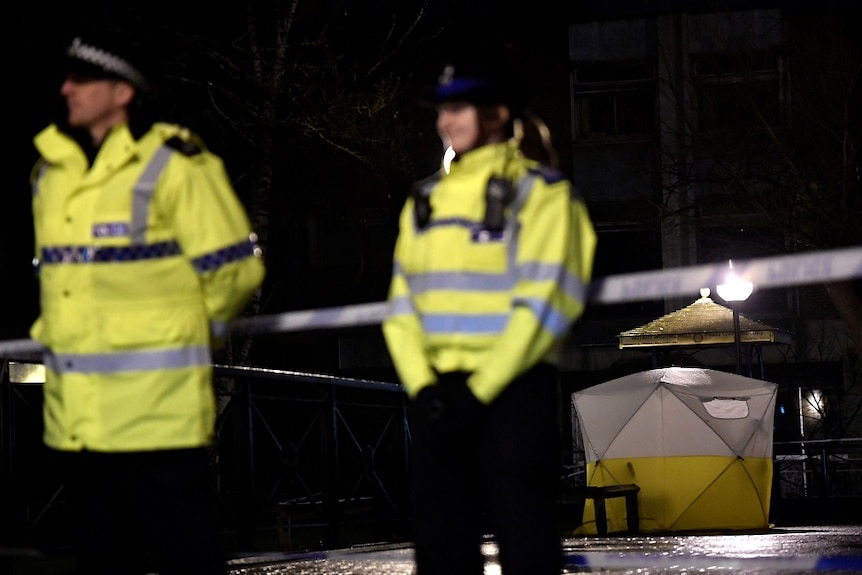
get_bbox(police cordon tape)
[1,245,861,358]
[563,551,862,572]
[223,546,862,572]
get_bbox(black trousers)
[54,447,226,575]
[409,363,563,575]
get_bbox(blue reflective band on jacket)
[511,297,572,338]
[39,237,258,275]
[519,261,590,303]
[421,313,509,335]
[191,238,259,272]
[40,240,182,264]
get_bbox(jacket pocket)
[100,304,206,350]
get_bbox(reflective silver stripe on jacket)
[505,174,535,270]
[31,162,50,197]
[131,145,173,244]
[394,174,579,337]
[44,345,211,374]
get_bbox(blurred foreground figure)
[29,30,265,575]
[383,48,597,575]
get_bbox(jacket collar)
[448,140,520,178]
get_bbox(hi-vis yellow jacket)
[383,141,596,404]
[30,121,265,452]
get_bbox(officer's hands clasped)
[413,373,485,447]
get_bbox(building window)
[572,62,655,141]
[691,51,785,131]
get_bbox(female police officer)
[383,49,596,575]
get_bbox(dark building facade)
[563,3,861,442]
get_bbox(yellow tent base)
[574,456,772,534]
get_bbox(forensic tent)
[572,367,777,534]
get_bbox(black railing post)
[235,375,256,549]
[323,385,341,547]
[820,445,830,497]
[0,361,12,561]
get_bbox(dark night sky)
[4,0,848,342]
[4,10,73,340]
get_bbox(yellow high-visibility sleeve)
[382,198,438,397]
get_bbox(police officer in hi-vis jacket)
[29,30,265,574]
[383,48,597,575]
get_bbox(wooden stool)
[571,483,640,535]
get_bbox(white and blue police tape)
[229,301,390,335]
[223,547,862,572]
[587,245,862,304]
[563,551,862,571]
[2,246,860,357]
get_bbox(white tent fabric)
[573,367,778,533]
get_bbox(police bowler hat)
[65,31,152,91]
[420,48,530,114]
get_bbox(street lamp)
[716,259,754,374]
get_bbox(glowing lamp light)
[715,259,753,374]
[715,259,753,302]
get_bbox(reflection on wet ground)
[226,524,862,574]
[3,524,860,573]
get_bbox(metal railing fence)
[774,438,862,499]
[3,360,861,556]
[0,361,412,553]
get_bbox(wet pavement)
[4,524,860,573]
[225,524,862,574]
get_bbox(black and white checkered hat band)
[67,37,149,89]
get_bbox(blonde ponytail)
[514,112,559,169]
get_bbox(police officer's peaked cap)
[420,47,530,115]
[65,30,153,91]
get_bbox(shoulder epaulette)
[528,165,565,185]
[411,171,443,229]
[164,135,203,157]
[412,170,444,191]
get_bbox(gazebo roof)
[618,288,793,349]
